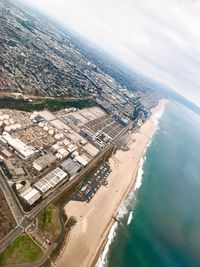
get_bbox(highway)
[0,124,131,253]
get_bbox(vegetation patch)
[0,97,97,112]
[0,235,43,265]
[38,205,61,240]
[0,188,16,241]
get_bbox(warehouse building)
[60,158,81,177]
[83,143,99,158]
[56,147,69,159]
[1,148,12,158]
[33,153,57,172]
[34,167,68,195]
[74,154,89,167]
[20,187,41,205]
[1,132,35,159]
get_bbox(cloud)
[22,0,200,106]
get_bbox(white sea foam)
[127,211,134,225]
[134,156,145,191]
[153,101,166,128]
[96,222,118,267]
[117,190,135,219]
[96,154,146,267]
[96,102,167,267]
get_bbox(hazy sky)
[22,0,200,106]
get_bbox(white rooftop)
[20,187,41,205]
[2,132,35,159]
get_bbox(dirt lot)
[0,188,16,241]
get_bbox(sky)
[22,0,200,106]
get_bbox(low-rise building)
[1,148,12,158]
[83,143,99,158]
[3,160,25,179]
[34,167,68,195]
[1,132,35,159]
[74,154,89,167]
[57,148,69,158]
[20,187,41,205]
[60,158,81,176]
[33,153,57,172]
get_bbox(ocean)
[97,101,200,267]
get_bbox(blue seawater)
[104,102,200,267]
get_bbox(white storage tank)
[30,114,35,120]
[54,134,60,140]
[48,129,54,135]
[43,126,49,131]
[15,124,21,129]
[9,118,14,125]
[4,120,10,125]
[38,122,44,128]
[5,126,11,132]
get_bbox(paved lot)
[71,162,111,203]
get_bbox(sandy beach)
[55,99,167,267]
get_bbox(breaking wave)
[127,211,134,225]
[96,222,118,267]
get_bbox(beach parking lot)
[71,162,111,203]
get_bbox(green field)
[38,205,61,240]
[0,235,43,265]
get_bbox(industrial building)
[74,154,90,166]
[34,167,68,195]
[51,141,77,155]
[83,143,99,157]
[1,132,35,159]
[2,159,25,179]
[112,115,129,127]
[60,158,81,176]
[1,148,12,158]
[32,153,57,172]
[20,187,41,205]
[56,148,69,158]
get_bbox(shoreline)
[55,99,167,267]
[95,99,167,267]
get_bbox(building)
[80,128,94,142]
[83,143,99,158]
[1,132,35,159]
[74,154,89,167]
[1,148,12,158]
[3,160,25,179]
[20,187,41,205]
[57,148,69,158]
[60,158,81,176]
[34,167,68,195]
[50,143,60,153]
[33,153,57,172]
[112,115,128,127]
[66,144,77,153]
